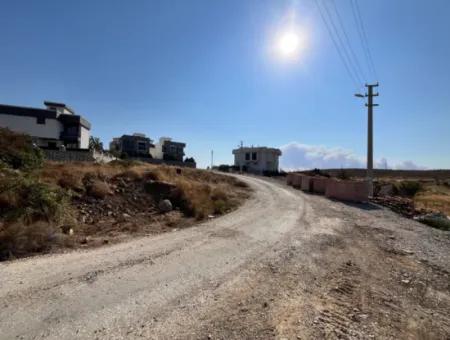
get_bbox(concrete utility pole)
[356,83,379,197]
[211,150,214,170]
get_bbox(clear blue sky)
[1,0,449,169]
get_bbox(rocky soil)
[0,175,449,339]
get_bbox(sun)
[278,31,300,56]
[273,28,306,61]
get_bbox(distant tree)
[184,157,196,163]
[218,164,230,172]
[89,136,103,152]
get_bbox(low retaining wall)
[311,177,328,194]
[43,149,94,162]
[291,174,303,188]
[301,176,312,192]
[133,157,196,168]
[286,173,295,186]
[286,172,369,203]
[325,179,370,203]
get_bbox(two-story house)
[232,146,282,174]
[0,101,91,149]
[150,137,186,162]
[109,133,154,158]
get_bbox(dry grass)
[86,180,112,199]
[414,184,450,216]
[40,161,250,220]
[0,160,250,261]
[0,222,73,260]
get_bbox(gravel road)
[1,175,449,339]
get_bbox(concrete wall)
[133,157,196,168]
[93,151,116,163]
[301,176,312,191]
[291,174,303,188]
[286,172,369,203]
[43,149,95,162]
[286,173,295,185]
[0,114,62,139]
[325,179,370,203]
[316,168,450,180]
[311,177,329,194]
[80,126,90,149]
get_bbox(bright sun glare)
[278,31,300,56]
[275,28,306,61]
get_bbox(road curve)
[0,175,306,340]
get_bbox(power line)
[314,0,362,89]
[329,0,367,82]
[350,0,378,80]
[321,0,365,86]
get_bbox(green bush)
[393,181,422,197]
[0,172,71,224]
[0,128,43,170]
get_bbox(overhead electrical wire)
[350,0,378,81]
[321,0,365,86]
[329,0,367,82]
[314,0,362,89]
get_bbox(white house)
[232,146,282,174]
[0,101,91,149]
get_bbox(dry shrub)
[143,170,159,181]
[168,180,240,219]
[0,128,44,170]
[86,180,112,199]
[120,168,143,181]
[0,172,72,224]
[0,222,72,260]
[393,181,422,197]
[58,171,84,192]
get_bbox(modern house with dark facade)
[0,101,91,149]
[109,133,154,158]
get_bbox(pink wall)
[292,174,303,188]
[301,176,312,191]
[311,177,328,194]
[325,179,370,203]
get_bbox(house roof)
[0,104,57,120]
[44,101,76,114]
[163,140,186,147]
[0,103,91,130]
[232,147,282,156]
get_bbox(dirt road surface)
[1,175,449,339]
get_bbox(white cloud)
[393,160,427,170]
[279,142,426,171]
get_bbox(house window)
[37,116,45,124]
[245,153,250,161]
[137,141,147,151]
[252,152,257,161]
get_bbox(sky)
[0,0,449,169]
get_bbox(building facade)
[109,133,154,158]
[232,146,282,174]
[150,137,186,162]
[0,101,91,149]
